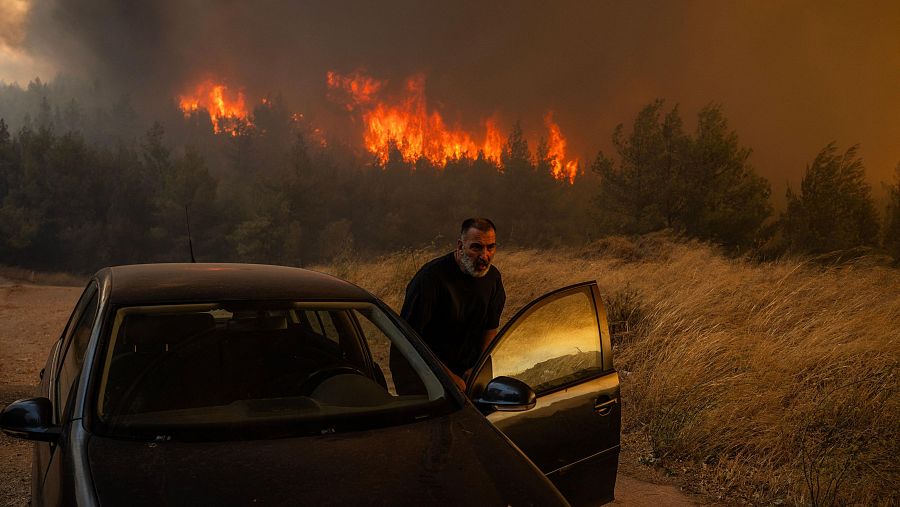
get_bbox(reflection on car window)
[491,288,602,393]
[96,301,446,438]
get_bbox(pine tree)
[883,162,900,260]
[782,143,880,254]
[593,100,770,249]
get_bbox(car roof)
[98,263,374,304]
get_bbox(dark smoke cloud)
[24,0,900,194]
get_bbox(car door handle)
[593,398,618,416]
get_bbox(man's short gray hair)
[460,218,496,237]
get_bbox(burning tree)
[325,70,580,183]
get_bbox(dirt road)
[0,281,701,506]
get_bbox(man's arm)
[481,328,498,355]
[441,363,467,392]
[462,328,499,383]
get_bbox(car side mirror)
[0,397,61,442]
[473,376,536,412]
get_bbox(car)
[1,263,620,506]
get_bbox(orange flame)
[326,70,383,111]
[328,71,504,166]
[178,79,251,135]
[326,70,579,182]
[482,118,504,163]
[545,113,579,183]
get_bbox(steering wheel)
[297,366,367,396]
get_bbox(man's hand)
[481,328,498,354]
[440,363,467,392]
[448,371,467,392]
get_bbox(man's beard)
[460,254,490,277]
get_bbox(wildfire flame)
[178,79,251,135]
[326,70,383,111]
[330,72,503,165]
[545,113,579,184]
[326,70,579,182]
[172,72,580,182]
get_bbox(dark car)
[1,264,620,506]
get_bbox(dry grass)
[316,234,899,506]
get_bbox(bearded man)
[391,218,506,393]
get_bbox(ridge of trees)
[0,110,594,272]
[1,80,898,272]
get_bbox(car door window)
[351,309,398,395]
[490,285,603,393]
[303,310,340,343]
[56,287,99,420]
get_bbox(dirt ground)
[0,281,704,506]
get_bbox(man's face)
[457,227,497,277]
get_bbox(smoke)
[14,0,900,189]
[0,0,30,49]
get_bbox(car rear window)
[94,301,449,439]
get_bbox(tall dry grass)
[317,234,899,506]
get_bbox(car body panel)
[488,372,621,504]
[103,263,372,304]
[33,280,100,507]
[86,409,565,506]
[469,281,621,505]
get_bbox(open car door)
[467,281,620,506]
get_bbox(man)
[391,218,506,393]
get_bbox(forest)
[1,78,898,273]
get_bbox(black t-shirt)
[401,252,506,375]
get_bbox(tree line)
[593,100,897,259]
[0,107,595,272]
[0,81,898,273]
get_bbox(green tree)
[593,100,770,250]
[0,119,15,199]
[498,121,551,243]
[0,120,40,254]
[680,105,771,249]
[883,162,900,260]
[782,143,880,254]
[251,95,294,177]
[501,121,532,176]
[157,146,219,262]
[592,100,689,234]
[141,122,172,182]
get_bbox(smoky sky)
[20,0,900,194]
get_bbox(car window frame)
[53,282,100,423]
[468,281,612,399]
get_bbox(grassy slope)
[318,234,899,506]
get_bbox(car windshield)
[94,301,448,439]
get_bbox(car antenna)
[185,205,196,263]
